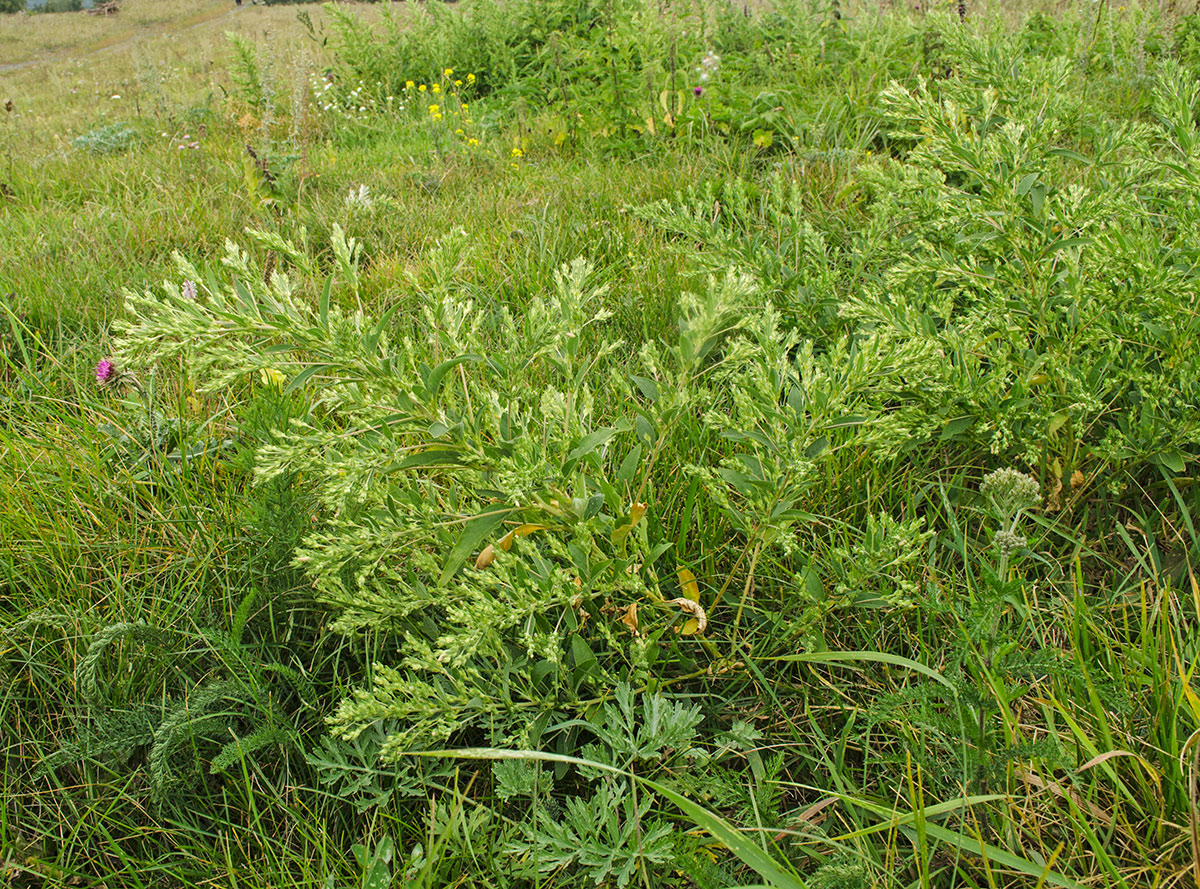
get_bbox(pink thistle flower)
[95,359,117,385]
[694,86,703,96]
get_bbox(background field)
[3,1,1200,887]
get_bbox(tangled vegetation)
[2,0,1199,887]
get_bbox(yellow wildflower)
[431,83,441,94]
[429,104,440,114]
[467,137,479,146]
[406,80,414,89]
[444,67,454,77]
[455,128,465,136]
[455,79,463,87]
[467,73,475,84]
[418,84,427,92]
[511,147,523,158]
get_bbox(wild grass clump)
[3,0,1200,887]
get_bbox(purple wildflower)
[694,86,703,96]
[95,358,117,385]
[182,279,197,300]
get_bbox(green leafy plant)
[72,123,138,154]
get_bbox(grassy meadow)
[2,0,1200,886]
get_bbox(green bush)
[10,1,1200,886]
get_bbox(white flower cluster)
[696,51,721,83]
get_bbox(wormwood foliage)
[117,228,716,755]
[115,211,957,761]
[13,0,1200,885]
[638,44,1200,487]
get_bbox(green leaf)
[1045,236,1093,254]
[1030,182,1046,216]
[630,375,660,402]
[635,414,657,446]
[767,650,957,693]
[570,637,599,683]
[363,301,404,353]
[566,426,621,464]
[392,449,465,470]
[415,749,808,888]
[1048,413,1070,437]
[583,492,606,520]
[318,275,332,330]
[438,507,512,585]
[616,445,642,485]
[939,416,975,440]
[1046,147,1091,164]
[283,363,331,395]
[1157,450,1186,474]
[423,354,482,401]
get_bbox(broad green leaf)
[439,507,511,585]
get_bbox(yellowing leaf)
[497,523,549,552]
[612,502,649,545]
[619,602,640,635]
[678,567,700,603]
[668,597,707,635]
[259,367,287,388]
[478,523,549,571]
[475,544,496,570]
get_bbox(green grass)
[3,0,1200,887]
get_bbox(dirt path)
[0,5,243,75]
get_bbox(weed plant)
[2,0,1200,887]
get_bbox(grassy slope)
[1,1,1199,888]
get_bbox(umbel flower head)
[993,528,1027,557]
[95,358,118,386]
[981,467,1040,521]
